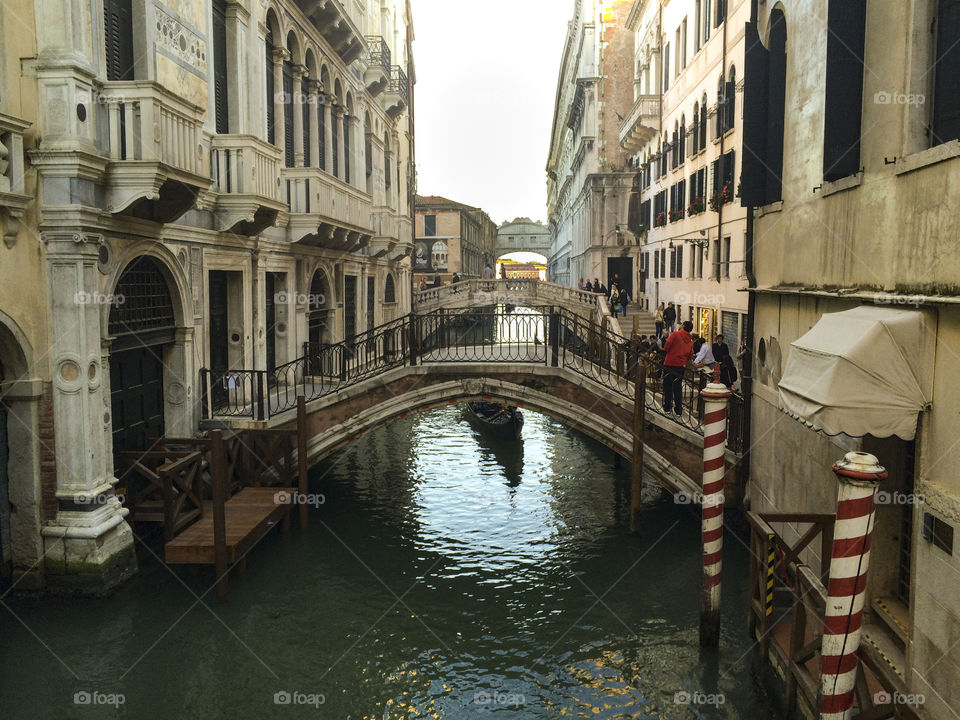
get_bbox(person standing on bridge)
[483,263,494,280]
[655,303,665,339]
[578,278,585,290]
[584,279,593,293]
[609,283,620,318]
[663,302,677,334]
[662,321,694,417]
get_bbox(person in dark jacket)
[584,280,594,293]
[712,334,730,364]
[663,302,677,333]
[719,354,738,389]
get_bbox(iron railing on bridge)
[200,307,745,453]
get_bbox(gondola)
[464,401,524,440]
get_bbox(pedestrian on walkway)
[655,303,665,339]
[619,287,629,316]
[584,279,594,293]
[609,283,620,318]
[483,263,494,279]
[662,321,694,416]
[712,334,730,364]
[663,302,677,333]
[693,337,716,369]
[578,278,585,290]
[719,354,738,390]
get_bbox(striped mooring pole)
[700,372,731,647]
[819,452,887,720]
[766,534,776,618]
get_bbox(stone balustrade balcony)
[210,134,285,235]
[0,112,31,247]
[283,166,373,251]
[98,81,211,223]
[618,94,660,155]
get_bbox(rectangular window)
[676,246,684,279]
[424,214,437,236]
[704,0,711,43]
[663,43,670,92]
[715,0,726,27]
[932,0,960,146]
[695,1,702,52]
[669,247,677,278]
[104,0,134,81]
[823,0,866,181]
[676,28,682,76]
[212,0,229,134]
[722,237,731,278]
[681,18,688,69]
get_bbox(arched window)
[109,257,176,339]
[679,115,686,164]
[725,66,736,132]
[692,103,700,154]
[431,241,448,270]
[384,274,396,304]
[265,23,275,144]
[700,92,708,148]
[716,75,725,138]
[671,121,679,169]
[344,93,353,184]
[318,67,330,171]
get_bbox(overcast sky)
[410,0,572,226]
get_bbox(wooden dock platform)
[165,487,295,565]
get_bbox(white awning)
[777,306,934,440]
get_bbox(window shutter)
[318,101,325,169]
[823,0,866,181]
[933,0,960,145]
[265,31,275,144]
[677,246,684,278]
[741,21,769,205]
[213,0,229,134]
[765,12,787,204]
[725,80,736,130]
[302,97,311,167]
[283,60,295,167]
[104,0,134,81]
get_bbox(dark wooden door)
[265,273,277,372]
[606,257,634,300]
[344,275,357,341]
[110,346,165,465]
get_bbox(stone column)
[819,452,886,720]
[225,1,250,133]
[305,79,321,169]
[322,94,333,174]
[271,47,289,154]
[291,64,306,167]
[41,232,136,594]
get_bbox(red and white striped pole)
[700,369,730,647]
[819,452,886,720]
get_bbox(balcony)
[283,167,373,250]
[0,113,31,247]
[98,81,210,223]
[296,0,365,64]
[619,94,660,154]
[368,207,400,257]
[383,66,409,119]
[364,36,391,97]
[210,135,285,235]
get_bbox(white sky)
[410,0,572,226]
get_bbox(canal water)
[0,407,776,719]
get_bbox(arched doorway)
[108,257,177,466]
[307,269,333,373]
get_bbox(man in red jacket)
[662,321,694,416]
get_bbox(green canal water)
[0,407,776,719]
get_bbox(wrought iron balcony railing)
[388,66,409,106]
[365,36,391,72]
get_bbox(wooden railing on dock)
[747,512,920,720]
[117,397,311,598]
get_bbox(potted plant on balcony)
[708,180,733,212]
[655,211,667,227]
[687,195,705,216]
[669,208,685,222]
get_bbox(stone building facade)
[0,0,415,594]
[622,0,749,347]
[744,2,960,715]
[413,195,497,285]
[546,0,638,300]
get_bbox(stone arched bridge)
[201,307,746,506]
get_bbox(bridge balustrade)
[199,307,745,453]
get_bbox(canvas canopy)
[777,306,934,440]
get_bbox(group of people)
[650,323,740,416]
[577,276,631,318]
